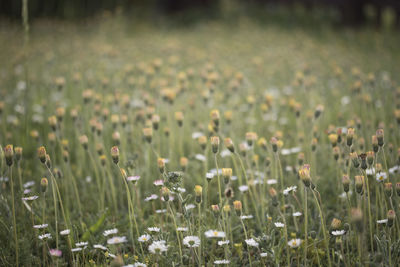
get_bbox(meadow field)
[0,14,400,266]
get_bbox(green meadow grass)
[0,16,400,266]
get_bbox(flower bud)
[110,146,119,164]
[384,183,393,198]
[328,133,338,147]
[79,135,89,150]
[299,164,311,187]
[396,182,400,197]
[342,175,350,193]
[366,151,374,166]
[376,129,384,147]
[330,218,342,231]
[151,114,160,130]
[142,127,153,143]
[14,146,22,161]
[311,138,318,152]
[180,157,188,171]
[157,158,165,173]
[314,104,324,119]
[4,144,13,166]
[211,136,219,154]
[346,128,354,147]
[175,111,184,127]
[48,115,57,131]
[245,132,258,147]
[333,146,340,161]
[355,175,364,194]
[387,210,395,228]
[194,185,202,203]
[270,137,278,153]
[359,153,367,170]
[161,187,170,202]
[223,204,231,216]
[224,138,235,153]
[257,137,267,150]
[45,154,51,169]
[222,168,232,184]
[41,177,48,193]
[210,109,220,126]
[372,135,379,153]
[233,200,242,216]
[112,131,120,146]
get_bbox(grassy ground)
[0,15,400,266]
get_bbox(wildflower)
[195,154,206,162]
[274,222,285,228]
[355,176,364,194]
[241,215,253,220]
[144,194,158,201]
[288,239,302,248]
[377,219,388,224]
[211,136,220,153]
[71,248,82,252]
[376,172,387,182]
[245,238,259,247]
[49,249,62,257]
[260,252,268,257]
[94,244,107,250]
[148,240,168,254]
[76,241,88,247]
[23,181,35,188]
[283,186,297,195]
[214,259,230,265]
[138,234,151,242]
[376,129,384,147]
[38,233,52,240]
[204,230,226,238]
[218,240,230,246]
[147,227,160,233]
[384,183,393,197]
[177,227,188,232]
[33,224,48,229]
[155,209,167,214]
[143,127,153,143]
[157,158,165,173]
[222,168,232,184]
[22,196,39,201]
[127,176,140,183]
[224,138,235,153]
[299,164,311,187]
[331,230,346,236]
[107,236,128,245]
[110,146,119,164]
[239,185,249,192]
[351,208,363,232]
[60,229,70,235]
[293,212,302,217]
[103,228,118,236]
[183,236,201,248]
[387,210,395,228]
[153,179,164,186]
[267,179,277,185]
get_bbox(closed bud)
[4,144,14,166]
[233,200,242,216]
[350,152,360,168]
[180,157,188,171]
[359,153,367,170]
[48,115,57,131]
[100,155,107,166]
[387,210,395,228]
[245,132,258,147]
[384,183,393,198]
[355,175,364,194]
[257,137,267,150]
[161,187,170,201]
[372,135,379,153]
[41,177,48,193]
[14,146,22,161]
[151,114,160,130]
[224,138,235,153]
[53,168,62,179]
[311,138,318,152]
[333,146,340,161]
[175,111,184,127]
[112,131,120,146]
[110,146,119,164]
[210,109,220,126]
[223,204,231,216]
[211,136,219,154]
[376,129,384,147]
[62,150,69,162]
[79,135,89,150]
[299,164,311,187]
[157,158,165,173]
[366,151,374,166]
[342,175,350,192]
[346,128,354,147]
[45,154,51,169]
[314,104,324,119]
[142,127,153,143]
[270,137,278,152]
[211,204,219,213]
[194,185,202,203]
[198,136,207,150]
[222,168,232,184]
[328,133,338,147]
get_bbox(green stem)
[10,166,19,266]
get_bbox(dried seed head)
[211,136,220,154]
[110,146,119,164]
[342,175,350,193]
[79,135,89,150]
[38,146,47,164]
[330,218,342,231]
[224,138,235,153]
[355,175,364,194]
[41,177,48,193]
[142,127,153,143]
[387,210,395,228]
[299,164,311,187]
[157,158,165,173]
[222,168,232,184]
[4,144,13,166]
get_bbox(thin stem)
[10,166,19,266]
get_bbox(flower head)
[107,236,128,245]
[138,234,151,242]
[183,236,201,248]
[204,230,226,238]
[288,238,302,248]
[148,240,168,254]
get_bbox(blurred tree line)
[0,0,399,27]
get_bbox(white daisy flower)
[33,224,48,229]
[214,259,230,265]
[60,229,70,236]
[155,209,167,213]
[127,176,140,182]
[144,194,158,202]
[22,195,38,201]
[148,240,168,254]
[366,168,375,176]
[185,204,196,210]
[293,212,302,217]
[107,253,116,258]
[218,240,230,246]
[183,236,201,248]
[94,244,108,250]
[38,233,52,240]
[377,219,388,224]
[71,248,82,252]
[274,222,285,228]
[206,172,215,180]
[231,175,238,181]
[177,227,188,232]
[76,241,88,247]
[192,132,204,139]
[153,179,164,186]
[239,185,249,192]
[267,179,277,185]
[240,215,253,220]
[245,238,259,247]
[23,189,32,194]
[288,239,302,248]
[389,165,399,174]
[204,230,226,238]
[177,187,186,193]
[260,252,268,257]
[107,236,128,245]
[138,234,151,242]
[195,154,206,162]
[103,228,118,236]
[376,172,388,182]
[23,181,35,188]
[331,230,345,236]
[283,186,297,195]
[220,149,231,158]
[124,263,147,267]
[85,176,92,183]
[148,227,160,233]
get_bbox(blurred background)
[0,0,399,29]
